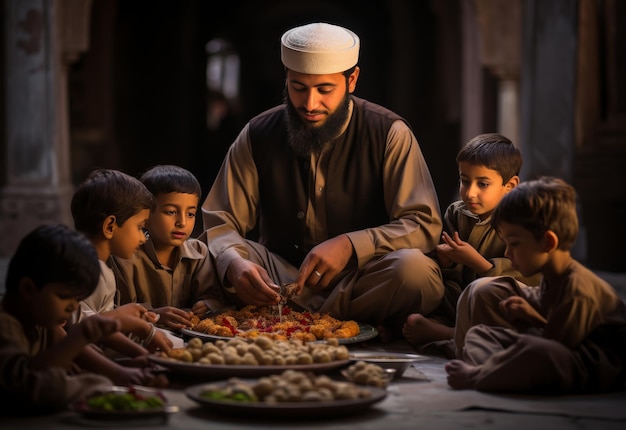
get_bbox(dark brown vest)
[249,96,407,266]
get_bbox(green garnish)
[200,390,256,402]
[86,391,165,411]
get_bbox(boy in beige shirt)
[113,165,223,331]
[0,224,165,414]
[71,168,173,356]
[447,177,626,393]
[403,134,540,351]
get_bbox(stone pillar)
[519,0,581,258]
[519,0,578,182]
[461,0,485,144]
[474,0,522,145]
[0,0,91,257]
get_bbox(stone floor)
[2,338,625,429]
[0,259,625,429]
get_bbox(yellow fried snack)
[167,348,193,362]
[190,305,360,341]
[335,320,360,338]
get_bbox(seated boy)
[112,165,223,330]
[446,177,626,393]
[0,224,165,415]
[71,168,174,355]
[403,133,540,351]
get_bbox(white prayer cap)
[281,23,360,74]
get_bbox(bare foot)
[445,359,479,390]
[402,313,454,346]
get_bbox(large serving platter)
[148,354,350,378]
[180,322,378,345]
[185,381,387,418]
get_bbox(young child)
[446,177,626,393]
[71,168,173,356]
[403,133,539,350]
[0,224,163,414]
[112,165,223,330]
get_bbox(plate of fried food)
[149,336,351,378]
[180,305,378,344]
[185,369,387,418]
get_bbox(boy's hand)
[155,306,195,330]
[438,232,476,264]
[499,296,547,326]
[438,232,492,274]
[110,303,153,320]
[111,365,169,388]
[145,328,173,353]
[80,314,121,343]
[143,311,160,324]
[191,300,209,316]
[435,244,454,268]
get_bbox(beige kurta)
[201,110,444,326]
[0,309,112,413]
[74,259,117,323]
[76,253,187,350]
[112,237,223,310]
[435,201,542,323]
[454,261,626,393]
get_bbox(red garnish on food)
[191,304,360,341]
[220,317,239,335]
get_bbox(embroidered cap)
[281,23,360,74]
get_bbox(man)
[201,22,443,339]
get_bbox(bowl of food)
[348,351,427,377]
[341,361,396,387]
[71,386,178,421]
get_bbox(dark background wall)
[6,0,623,270]
[68,0,469,219]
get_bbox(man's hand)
[296,234,354,290]
[226,258,281,306]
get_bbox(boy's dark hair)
[139,165,202,199]
[491,176,578,250]
[456,133,522,184]
[71,169,154,236]
[5,224,100,299]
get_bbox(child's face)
[29,282,81,328]
[458,162,514,219]
[110,209,150,259]
[497,221,548,278]
[146,192,198,249]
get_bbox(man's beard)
[284,89,351,158]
